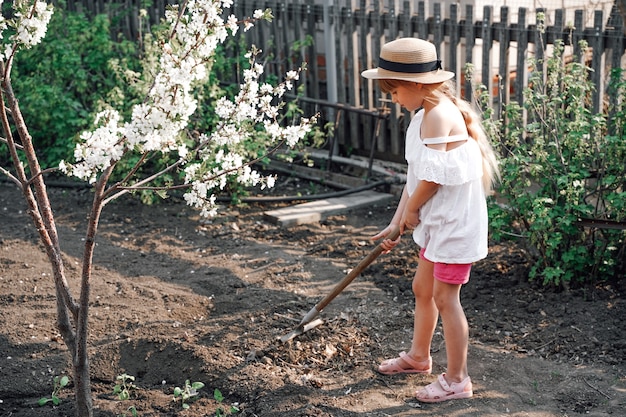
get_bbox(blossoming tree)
[0,1,316,415]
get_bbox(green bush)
[486,37,626,287]
[10,8,140,169]
[6,6,322,207]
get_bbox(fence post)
[279,1,290,75]
[372,0,386,154]
[481,5,493,107]
[323,0,339,156]
[402,0,411,37]
[609,5,625,71]
[463,4,475,102]
[357,0,374,153]
[345,5,362,151]
[387,5,401,156]
[417,1,426,39]
[401,1,413,135]
[433,3,443,58]
[267,0,279,76]
[448,3,460,77]
[495,6,510,119]
[514,8,528,108]
[573,10,584,60]
[306,3,320,100]
[533,8,546,83]
[590,10,605,113]
[608,4,625,135]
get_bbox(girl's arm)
[372,185,410,251]
[402,180,440,229]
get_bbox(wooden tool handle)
[314,226,401,313]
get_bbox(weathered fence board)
[55,0,626,164]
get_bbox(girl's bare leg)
[378,258,437,373]
[432,280,468,383]
[407,258,438,362]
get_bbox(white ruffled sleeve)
[414,141,483,185]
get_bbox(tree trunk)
[0,63,94,417]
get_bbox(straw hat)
[361,38,454,84]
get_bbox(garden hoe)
[280,226,401,343]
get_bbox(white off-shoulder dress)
[405,109,488,264]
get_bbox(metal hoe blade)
[279,226,400,342]
[279,318,324,343]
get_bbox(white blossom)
[12,1,53,48]
[54,0,317,218]
[226,15,239,34]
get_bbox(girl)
[361,37,499,403]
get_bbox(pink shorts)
[419,248,472,285]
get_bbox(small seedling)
[173,379,204,409]
[120,405,138,417]
[531,380,539,392]
[38,375,70,406]
[116,405,138,417]
[214,388,240,416]
[113,373,137,400]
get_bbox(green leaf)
[214,388,224,402]
[59,376,69,387]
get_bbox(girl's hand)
[372,225,401,253]
[401,209,420,232]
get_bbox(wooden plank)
[463,4,475,101]
[448,3,460,77]
[305,3,320,100]
[608,6,625,136]
[590,10,604,113]
[293,3,308,99]
[267,0,279,75]
[573,9,584,59]
[263,190,395,226]
[387,6,399,156]
[358,0,373,153]
[372,0,384,156]
[496,6,510,119]
[534,8,546,80]
[433,3,443,58]
[84,0,626,165]
[280,1,290,74]
[515,8,528,108]
[401,0,413,135]
[335,1,346,152]
[481,5,493,104]
[345,5,361,152]
[416,1,426,39]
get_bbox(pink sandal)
[378,351,432,375]
[415,373,473,403]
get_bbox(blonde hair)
[378,79,500,193]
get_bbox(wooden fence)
[59,0,626,164]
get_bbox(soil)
[0,177,625,417]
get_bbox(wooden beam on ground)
[263,190,395,227]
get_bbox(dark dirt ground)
[0,175,625,417]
